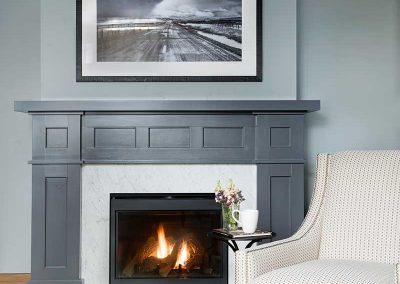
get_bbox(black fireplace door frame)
[110,193,228,284]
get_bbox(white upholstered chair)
[235,151,400,284]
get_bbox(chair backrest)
[319,151,400,264]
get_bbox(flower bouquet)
[215,179,245,231]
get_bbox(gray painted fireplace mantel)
[15,100,320,284]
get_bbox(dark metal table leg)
[245,239,258,249]
[229,240,239,252]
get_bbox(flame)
[154,224,191,269]
[156,224,173,259]
[174,240,190,269]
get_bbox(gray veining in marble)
[81,164,257,284]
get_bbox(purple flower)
[214,179,245,206]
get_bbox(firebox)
[110,193,228,284]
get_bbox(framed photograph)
[77,0,262,82]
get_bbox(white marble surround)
[81,164,257,284]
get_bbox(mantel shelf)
[15,100,320,113]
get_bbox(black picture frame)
[76,0,262,82]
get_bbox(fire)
[174,240,190,269]
[154,224,191,269]
[156,224,173,258]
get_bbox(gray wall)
[1,0,400,273]
[0,0,41,273]
[299,0,400,204]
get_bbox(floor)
[0,274,30,284]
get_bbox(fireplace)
[110,194,228,284]
[15,100,319,284]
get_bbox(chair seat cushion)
[253,259,396,284]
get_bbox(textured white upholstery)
[235,154,329,283]
[253,260,396,284]
[235,151,400,284]
[320,151,400,264]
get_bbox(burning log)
[179,233,205,272]
[186,252,203,272]
[122,225,208,278]
[137,239,183,277]
[141,256,160,272]
[122,236,157,277]
[158,240,182,277]
[122,236,175,277]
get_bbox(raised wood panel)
[33,115,81,161]
[83,114,254,127]
[270,127,291,148]
[256,115,304,160]
[94,128,136,148]
[149,128,190,148]
[257,164,304,240]
[82,115,255,162]
[270,176,291,238]
[45,177,67,267]
[203,127,244,148]
[32,165,81,281]
[46,128,68,149]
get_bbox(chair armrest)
[235,154,330,284]
[235,226,321,284]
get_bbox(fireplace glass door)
[110,194,227,284]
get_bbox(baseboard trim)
[0,273,31,283]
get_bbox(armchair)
[236,151,400,284]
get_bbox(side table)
[209,230,276,252]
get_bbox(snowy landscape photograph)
[78,0,260,81]
[96,0,243,62]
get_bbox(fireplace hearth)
[110,194,227,284]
